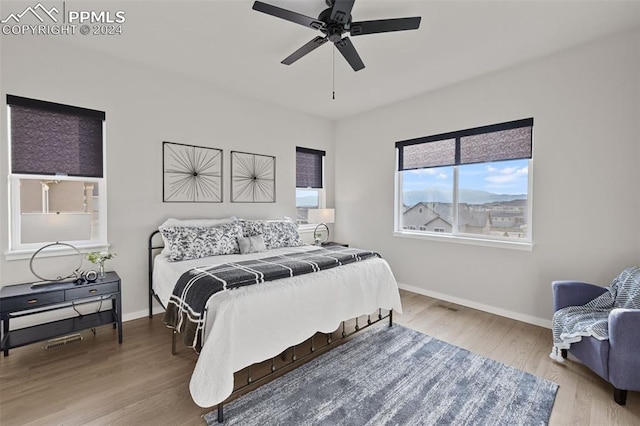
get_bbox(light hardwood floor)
[1,290,638,425]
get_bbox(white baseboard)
[122,305,164,323]
[123,286,552,329]
[397,282,552,329]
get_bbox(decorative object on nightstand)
[308,208,335,245]
[86,250,116,278]
[29,241,100,288]
[29,242,84,285]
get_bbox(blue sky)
[402,159,529,195]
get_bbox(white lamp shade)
[308,208,335,224]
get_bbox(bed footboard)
[215,307,393,423]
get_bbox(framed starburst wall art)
[163,142,223,202]
[230,151,276,203]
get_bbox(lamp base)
[313,223,330,245]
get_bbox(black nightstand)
[0,272,122,356]
[321,242,349,247]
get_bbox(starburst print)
[163,142,222,202]
[231,151,275,203]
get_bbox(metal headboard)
[148,229,165,317]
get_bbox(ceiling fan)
[252,0,421,72]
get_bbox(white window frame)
[296,147,326,230]
[297,187,327,230]
[5,104,108,260]
[393,121,534,252]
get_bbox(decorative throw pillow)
[238,219,265,238]
[263,220,305,249]
[158,218,235,255]
[237,234,267,254]
[239,219,304,250]
[160,222,242,261]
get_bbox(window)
[7,95,107,256]
[296,147,326,225]
[395,118,533,244]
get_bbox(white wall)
[0,36,335,320]
[334,29,640,326]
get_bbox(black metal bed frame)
[147,229,393,423]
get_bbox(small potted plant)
[86,250,116,278]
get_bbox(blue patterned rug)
[204,324,558,425]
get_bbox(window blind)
[396,118,533,171]
[296,147,325,188]
[7,95,105,178]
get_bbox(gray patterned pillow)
[160,222,243,261]
[240,219,304,250]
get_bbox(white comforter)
[153,245,403,408]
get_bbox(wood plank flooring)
[1,289,638,425]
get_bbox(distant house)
[484,199,527,237]
[402,202,490,234]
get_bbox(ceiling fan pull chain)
[332,45,336,100]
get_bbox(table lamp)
[308,208,335,245]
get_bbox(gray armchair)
[552,280,640,405]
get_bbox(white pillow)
[158,218,235,254]
[237,234,267,254]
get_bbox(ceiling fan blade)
[330,0,355,25]
[350,17,421,36]
[282,36,329,65]
[253,1,326,30]
[335,37,365,71]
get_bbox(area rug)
[204,324,558,425]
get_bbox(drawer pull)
[89,289,98,294]
[27,299,38,304]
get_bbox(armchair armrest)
[552,281,608,311]
[608,309,640,390]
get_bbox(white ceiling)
[55,0,640,121]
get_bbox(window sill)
[297,224,318,234]
[5,243,110,261]
[393,231,533,251]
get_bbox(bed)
[148,218,403,421]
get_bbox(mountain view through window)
[401,159,529,239]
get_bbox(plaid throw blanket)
[551,266,640,357]
[163,246,381,352]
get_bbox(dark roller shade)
[296,147,325,188]
[396,118,533,171]
[401,138,455,170]
[460,126,532,165]
[8,95,105,177]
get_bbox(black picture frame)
[163,141,223,203]
[230,151,276,203]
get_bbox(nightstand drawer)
[1,292,65,313]
[65,282,119,300]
